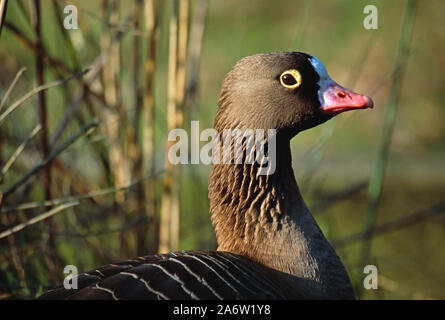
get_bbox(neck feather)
[209,136,354,298]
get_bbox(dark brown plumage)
[39,52,373,300]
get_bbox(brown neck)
[209,136,354,298]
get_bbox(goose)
[39,52,373,300]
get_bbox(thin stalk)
[0,68,27,113]
[159,0,178,254]
[13,0,30,33]
[143,0,158,254]
[333,202,445,248]
[2,120,98,197]
[0,124,41,179]
[1,169,164,213]
[101,0,130,204]
[185,0,208,117]
[356,0,417,297]
[49,10,133,147]
[0,194,28,296]
[0,201,79,239]
[33,0,52,202]
[5,22,74,75]
[170,0,189,252]
[0,0,8,38]
[0,66,26,172]
[175,0,189,127]
[131,0,146,256]
[312,180,368,214]
[4,21,105,105]
[101,0,130,257]
[32,2,61,281]
[0,69,89,126]
[51,0,81,72]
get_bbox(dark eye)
[282,74,296,86]
[279,69,302,89]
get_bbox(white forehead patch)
[309,55,334,105]
[309,55,330,81]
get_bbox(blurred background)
[0,0,444,299]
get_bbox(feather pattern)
[39,251,293,300]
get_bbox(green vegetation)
[0,0,444,299]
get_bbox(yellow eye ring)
[279,69,302,89]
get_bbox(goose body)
[41,251,317,300]
[39,52,373,300]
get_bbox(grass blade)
[2,119,98,197]
[0,201,79,240]
[0,0,8,38]
[0,69,89,126]
[0,123,41,178]
[0,67,26,113]
[0,169,164,213]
